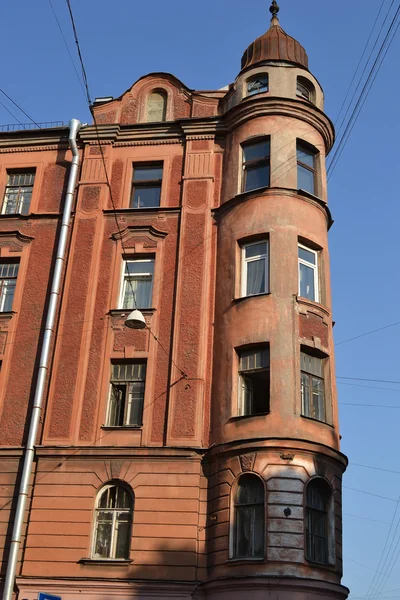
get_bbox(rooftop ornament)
[269,0,280,24]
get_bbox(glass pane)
[1,280,16,312]
[132,185,161,208]
[247,257,266,295]
[236,475,264,504]
[127,382,145,425]
[298,164,315,194]
[93,519,112,558]
[245,164,270,191]
[301,353,322,378]
[299,262,316,300]
[133,166,163,181]
[297,145,315,168]
[240,374,253,416]
[4,189,19,214]
[244,141,270,162]
[247,76,268,96]
[297,82,311,101]
[115,517,131,558]
[116,487,131,509]
[108,384,125,426]
[125,261,154,276]
[298,246,316,264]
[236,506,251,557]
[312,377,325,421]
[0,263,19,278]
[240,348,269,371]
[147,93,167,122]
[301,373,311,416]
[245,242,267,259]
[123,276,153,309]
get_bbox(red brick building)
[0,4,349,599]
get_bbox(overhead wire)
[335,320,400,346]
[327,2,400,178]
[0,88,41,128]
[0,100,26,129]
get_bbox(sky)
[1,0,400,598]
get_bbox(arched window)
[147,90,167,122]
[296,76,315,103]
[233,474,265,559]
[305,479,331,564]
[246,74,268,96]
[92,483,133,560]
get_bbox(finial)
[269,0,280,23]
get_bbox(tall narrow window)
[301,352,326,422]
[2,170,35,215]
[305,479,331,564]
[241,240,269,297]
[233,474,265,559]
[238,347,270,416]
[120,258,154,309]
[297,142,317,195]
[298,244,319,302]
[246,74,268,96]
[92,484,133,560]
[0,262,19,312]
[147,90,167,122]
[107,363,146,427]
[130,164,163,209]
[242,139,270,192]
[296,77,315,103]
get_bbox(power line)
[338,376,400,385]
[351,463,400,476]
[48,0,88,101]
[0,100,26,129]
[340,403,400,409]
[65,0,91,105]
[338,381,400,393]
[343,486,398,502]
[0,88,41,128]
[335,320,400,346]
[327,3,400,178]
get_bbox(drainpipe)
[2,119,81,600]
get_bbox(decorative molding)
[239,453,256,472]
[280,452,295,461]
[111,224,168,245]
[0,230,34,246]
[114,139,183,147]
[0,144,69,154]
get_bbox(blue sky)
[2,1,400,597]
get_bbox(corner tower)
[204,3,348,598]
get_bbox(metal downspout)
[2,119,81,600]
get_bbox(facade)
[0,4,349,600]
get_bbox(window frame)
[237,346,270,417]
[231,474,265,560]
[146,89,168,123]
[2,169,36,215]
[91,483,133,561]
[107,362,147,428]
[118,257,155,310]
[296,77,315,103]
[242,138,271,193]
[305,478,333,565]
[297,141,317,195]
[240,239,269,298]
[130,163,163,209]
[300,351,326,423]
[246,74,269,97]
[298,243,319,303]
[0,261,19,312]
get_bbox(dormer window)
[296,77,315,103]
[246,74,268,96]
[146,90,167,122]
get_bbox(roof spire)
[269,0,280,25]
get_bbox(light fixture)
[124,309,146,329]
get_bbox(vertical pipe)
[2,119,81,600]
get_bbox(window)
[246,74,268,96]
[305,479,331,564]
[120,258,154,309]
[238,347,270,416]
[298,244,319,302]
[296,77,314,102]
[2,170,35,215]
[92,484,133,560]
[147,90,167,122]
[301,352,326,422]
[130,164,163,209]
[107,363,146,427]
[0,262,19,312]
[297,142,317,195]
[241,240,268,297]
[242,139,270,192]
[233,474,264,559]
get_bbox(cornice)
[103,207,180,218]
[225,96,335,152]
[34,445,206,459]
[0,143,69,153]
[111,224,169,241]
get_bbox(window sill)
[109,308,156,317]
[78,558,133,565]
[296,296,330,317]
[298,188,325,203]
[227,557,265,564]
[301,414,334,428]
[101,425,142,430]
[233,292,270,304]
[228,412,270,423]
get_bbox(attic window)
[247,75,269,96]
[147,90,167,122]
[296,77,315,103]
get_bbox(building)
[0,3,349,599]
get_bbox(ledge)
[228,413,270,423]
[297,296,331,318]
[101,425,142,430]
[78,558,132,566]
[301,414,335,429]
[232,292,271,304]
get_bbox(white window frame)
[241,240,269,297]
[0,262,19,312]
[91,484,133,561]
[118,258,154,310]
[298,244,319,302]
[246,74,269,97]
[237,347,270,417]
[2,170,35,215]
[106,363,146,427]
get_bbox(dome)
[241,2,308,71]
